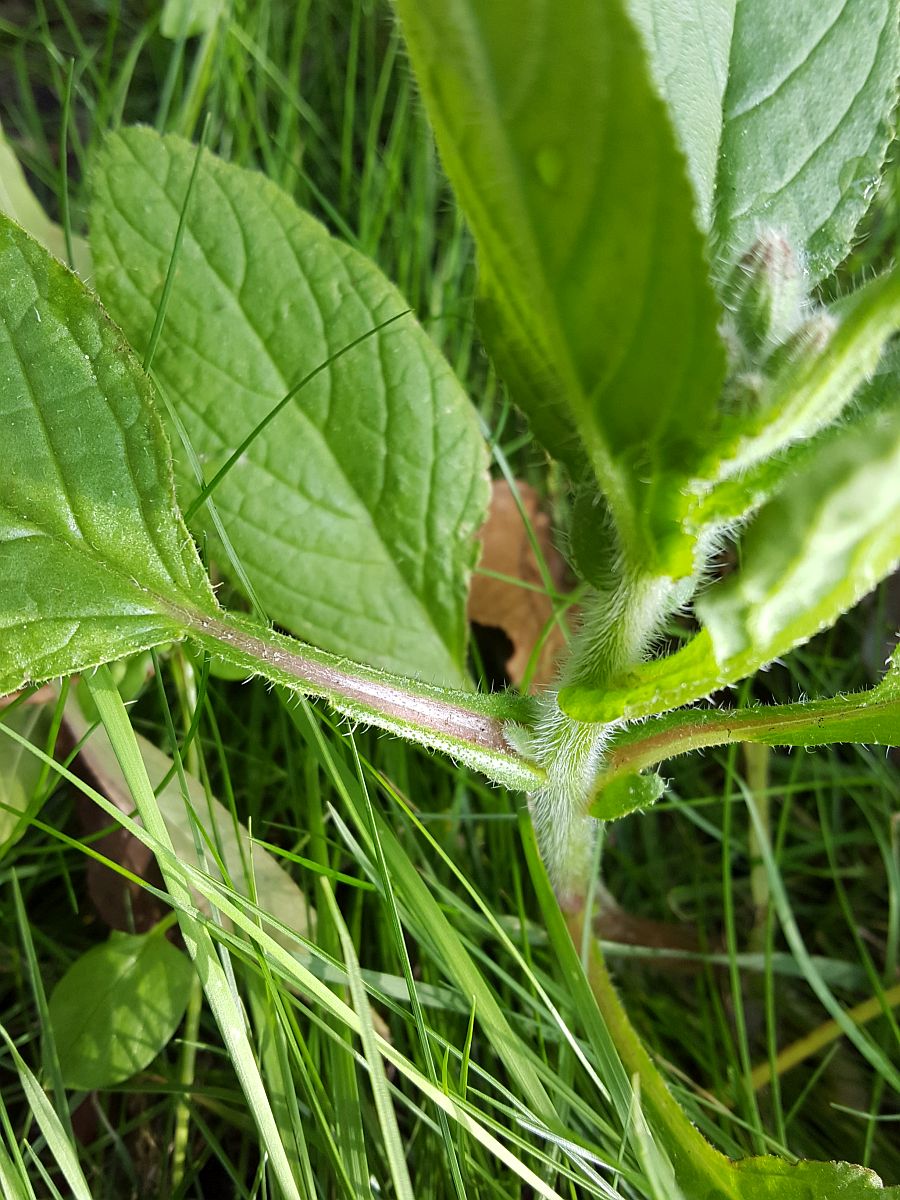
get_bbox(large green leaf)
[626,0,736,227]
[90,127,487,687]
[712,0,899,284]
[0,214,218,697]
[0,210,539,793]
[48,930,194,1090]
[562,402,900,722]
[394,0,726,574]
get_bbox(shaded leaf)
[48,929,194,1090]
[90,127,488,687]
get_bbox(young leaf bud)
[724,232,803,359]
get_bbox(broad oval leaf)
[712,0,899,284]
[90,127,488,688]
[0,214,218,698]
[394,0,726,575]
[49,930,194,1090]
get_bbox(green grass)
[1,2,899,1197]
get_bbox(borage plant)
[2,1,900,1197]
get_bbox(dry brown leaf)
[468,479,573,690]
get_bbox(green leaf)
[591,769,665,822]
[0,1023,93,1200]
[684,273,900,536]
[626,0,736,227]
[90,127,488,687]
[0,213,219,697]
[562,403,900,722]
[0,118,91,277]
[712,0,899,284]
[48,929,194,1090]
[731,1155,900,1198]
[394,0,726,574]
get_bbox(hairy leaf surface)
[730,1155,900,1198]
[91,127,487,687]
[696,404,900,667]
[394,0,726,574]
[0,214,218,697]
[713,0,899,282]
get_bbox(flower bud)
[724,232,803,359]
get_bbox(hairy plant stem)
[184,608,544,792]
[526,570,685,898]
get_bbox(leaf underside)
[394,0,726,575]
